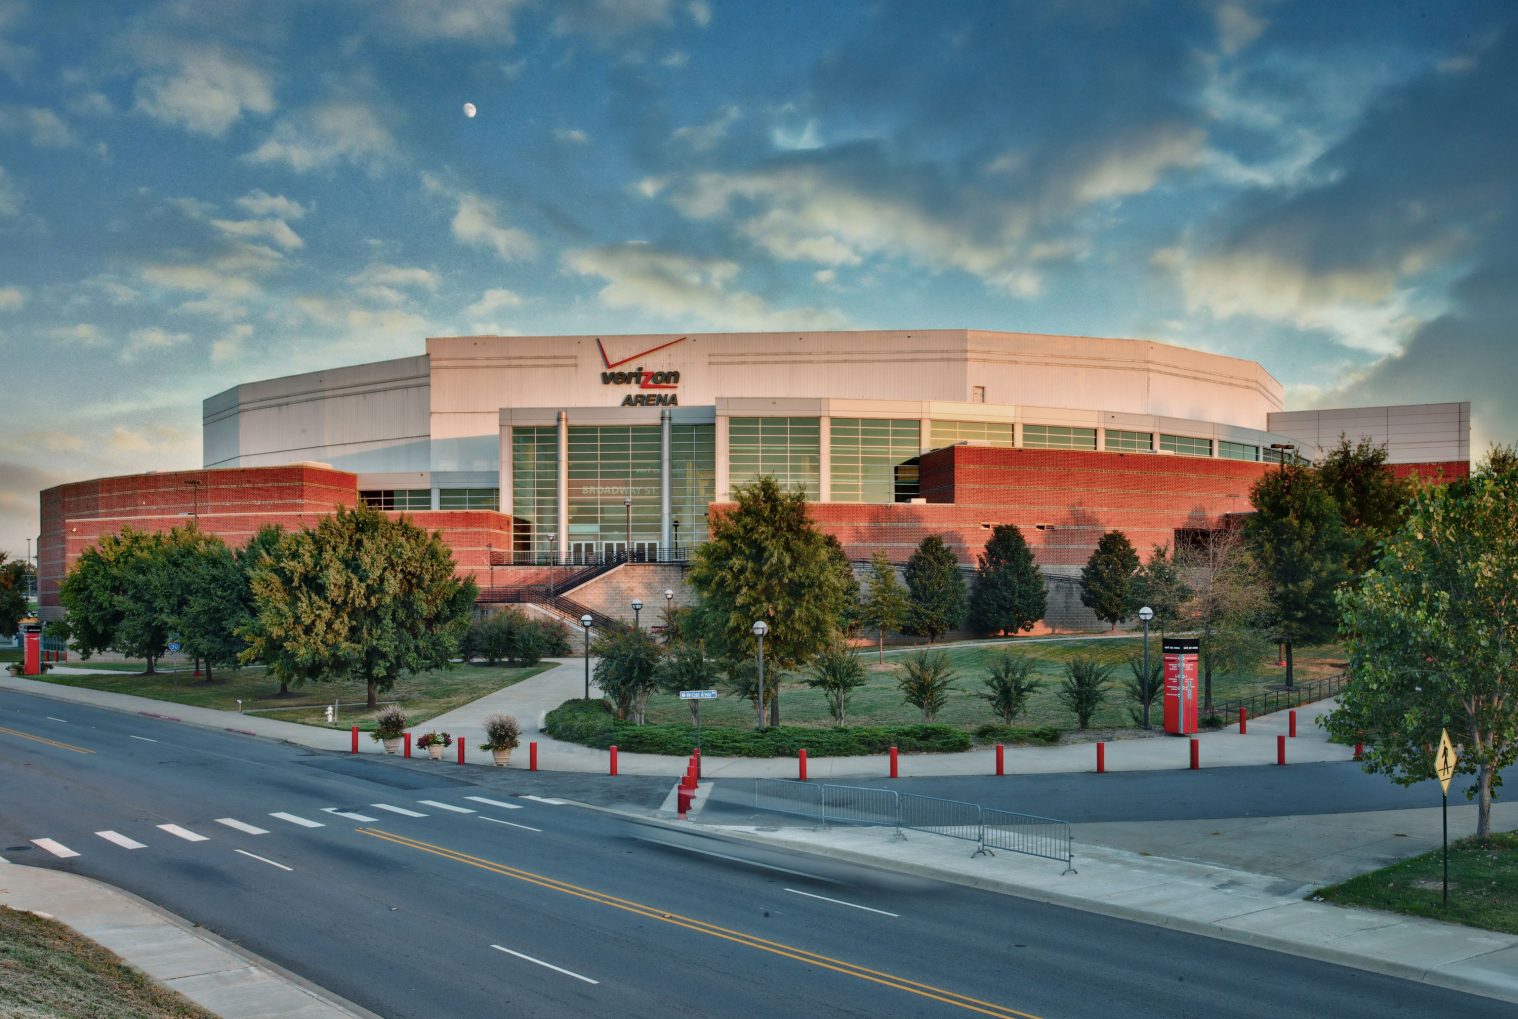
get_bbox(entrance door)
[570,541,597,565]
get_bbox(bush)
[896,650,958,722]
[466,609,570,666]
[543,699,970,757]
[974,723,1062,745]
[1056,655,1111,729]
[804,644,868,725]
[1125,654,1164,726]
[975,652,1042,724]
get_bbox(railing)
[753,779,1073,868]
[478,548,692,606]
[1208,674,1347,725]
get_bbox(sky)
[2,0,1515,560]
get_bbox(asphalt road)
[0,690,1501,1019]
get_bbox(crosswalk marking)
[32,838,79,858]
[158,824,208,842]
[370,803,428,817]
[523,795,569,805]
[417,799,475,814]
[322,807,379,822]
[96,830,146,850]
[464,796,522,810]
[270,812,324,828]
[215,818,269,835]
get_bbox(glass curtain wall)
[929,420,1014,449]
[511,426,557,561]
[831,418,921,502]
[567,425,661,562]
[671,423,715,549]
[728,417,820,498]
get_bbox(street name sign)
[679,689,718,700]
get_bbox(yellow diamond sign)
[1435,729,1458,795]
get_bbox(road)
[0,689,1502,1019]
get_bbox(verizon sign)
[598,337,684,406]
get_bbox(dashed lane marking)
[96,830,147,850]
[215,818,269,835]
[235,849,293,872]
[270,812,324,829]
[158,824,208,842]
[129,735,158,743]
[31,838,79,858]
[46,716,68,723]
[785,888,900,917]
[322,808,380,822]
[464,796,522,810]
[522,795,568,805]
[370,804,428,817]
[417,800,475,814]
[480,816,542,833]
[490,945,599,985]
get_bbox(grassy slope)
[1315,831,1518,935]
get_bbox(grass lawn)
[29,661,551,731]
[0,905,216,1018]
[1315,831,1518,935]
[640,637,1346,739]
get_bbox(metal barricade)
[981,808,1074,869]
[900,793,984,853]
[754,778,824,823]
[821,785,901,832]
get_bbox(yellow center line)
[357,827,1044,1019]
[0,725,95,754]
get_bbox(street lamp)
[1266,443,1298,674]
[183,478,202,521]
[672,518,680,557]
[1138,606,1155,730]
[547,534,557,596]
[581,614,595,700]
[752,620,769,730]
[1268,442,1297,470]
[624,494,633,559]
[631,598,643,631]
[485,543,495,596]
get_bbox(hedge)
[544,699,972,757]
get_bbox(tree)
[1131,544,1190,634]
[976,653,1042,725]
[164,528,249,681]
[823,534,863,636]
[1124,655,1162,727]
[1057,656,1111,729]
[0,554,27,637]
[689,476,852,726]
[1178,526,1271,712]
[903,535,967,645]
[59,527,172,672]
[1244,465,1354,687]
[1317,436,1413,577]
[1080,530,1139,631]
[805,643,869,725]
[897,650,957,722]
[240,503,476,709]
[593,627,662,723]
[235,525,290,693]
[858,552,909,663]
[1327,450,1518,837]
[968,525,1045,637]
[655,641,722,726]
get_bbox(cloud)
[348,263,440,303]
[564,242,849,331]
[687,1,711,28]
[0,164,19,216]
[210,323,253,363]
[465,288,522,317]
[234,190,308,220]
[0,1,33,81]
[0,105,79,147]
[553,127,589,144]
[424,174,536,261]
[381,0,529,43]
[211,216,303,250]
[139,264,262,301]
[1214,2,1266,57]
[551,0,674,43]
[46,323,108,348]
[122,326,192,361]
[1060,123,1206,205]
[672,105,738,152]
[133,46,275,136]
[246,102,396,172]
[0,285,23,310]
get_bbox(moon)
[463,102,477,118]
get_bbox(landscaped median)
[545,698,971,757]
[1315,831,1518,934]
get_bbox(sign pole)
[1442,786,1449,908]
[1434,728,1457,909]
[695,700,702,763]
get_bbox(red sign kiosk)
[21,621,42,676]
[1163,637,1200,735]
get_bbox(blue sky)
[2,0,1515,558]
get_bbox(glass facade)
[359,489,431,510]
[831,418,921,503]
[929,420,1014,449]
[671,423,715,548]
[1104,429,1152,452]
[728,416,820,497]
[511,426,558,559]
[1218,440,1259,462]
[439,488,499,509]
[566,425,661,562]
[1023,424,1097,450]
[1160,434,1212,458]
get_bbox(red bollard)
[1239,707,1247,734]
[458,737,466,764]
[995,743,1005,777]
[530,741,538,771]
[610,745,619,776]
[677,785,694,820]
[1096,741,1105,774]
[1190,738,1199,770]
[888,746,899,779]
[798,748,808,782]
[694,747,702,780]
[1277,734,1286,766]
[403,732,412,758]
[351,726,359,754]
[1354,740,1364,761]
[1289,710,1297,738]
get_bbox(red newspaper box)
[1163,637,1200,735]
[21,622,42,676]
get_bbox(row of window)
[359,489,501,511]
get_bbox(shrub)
[974,723,1062,745]
[479,712,522,751]
[1125,654,1164,726]
[897,650,958,722]
[371,705,407,740]
[805,644,869,725]
[975,653,1042,724]
[1056,656,1112,729]
[593,627,662,722]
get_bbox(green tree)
[593,626,663,723]
[165,529,249,681]
[240,503,476,709]
[0,554,27,637]
[823,533,863,635]
[1317,436,1413,577]
[1178,526,1270,712]
[655,640,722,726]
[689,475,852,726]
[897,650,957,722]
[805,643,869,725]
[976,653,1042,725]
[1080,530,1139,631]
[903,535,967,645]
[234,525,291,693]
[59,527,172,672]
[1327,450,1518,837]
[858,552,909,663]
[968,525,1046,637]
[1124,655,1163,727]
[1131,543,1190,633]
[1057,656,1111,729]
[1244,464,1354,688]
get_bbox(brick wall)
[566,563,693,625]
[1390,460,1469,483]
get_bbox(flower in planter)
[369,705,408,742]
[415,730,453,749]
[478,712,521,752]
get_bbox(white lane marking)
[464,796,523,810]
[522,795,568,805]
[129,735,158,743]
[490,945,598,985]
[270,812,324,828]
[235,849,293,872]
[417,800,475,814]
[480,816,542,833]
[46,717,68,723]
[370,803,428,817]
[321,807,379,822]
[784,888,899,917]
[96,830,146,850]
[215,818,269,835]
[32,838,79,859]
[158,824,209,842]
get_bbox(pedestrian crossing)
[25,792,560,861]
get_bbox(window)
[1104,429,1152,453]
[728,417,820,498]
[1218,440,1259,462]
[971,385,986,403]
[1160,434,1212,458]
[831,418,921,503]
[359,489,431,511]
[1023,424,1097,450]
[512,426,558,558]
[439,488,500,510]
[567,425,661,556]
[930,420,1014,449]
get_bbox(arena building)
[38,330,1470,622]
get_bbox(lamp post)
[752,620,769,730]
[1266,443,1298,676]
[672,518,680,557]
[547,534,557,596]
[1268,442,1297,471]
[1139,605,1155,731]
[624,494,632,559]
[581,614,595,700]
[183,478,201,521]
[486,542,494,597]
[631,598,643,631]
